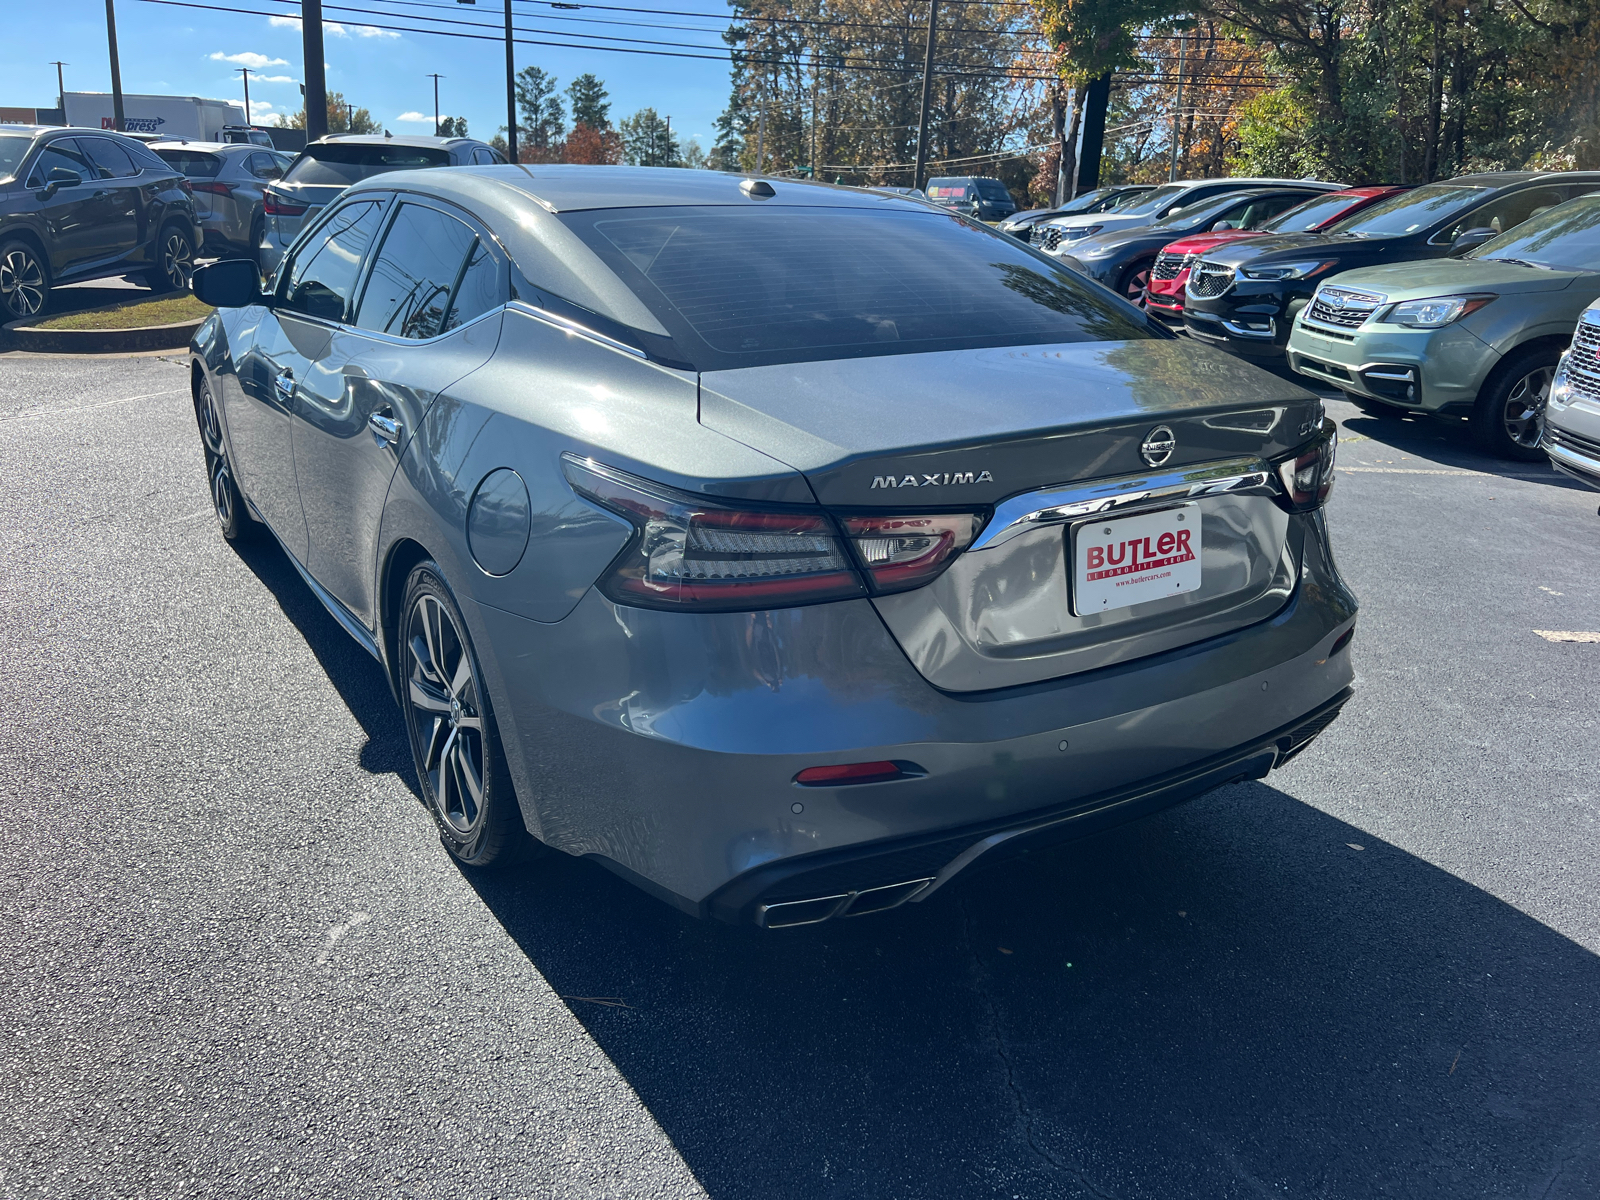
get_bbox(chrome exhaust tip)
[756,877,935,929]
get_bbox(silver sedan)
[188,167,1357,927]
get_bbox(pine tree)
[567,74,612,131]
[515,66,566,156]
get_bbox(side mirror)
[1211,220,1236,232]
[42,166,82,195]
[192,258,267,308]
[1450,226,1497,256]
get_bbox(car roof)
[148,140,249,153]
[312,133,479,149]
[348,164,932,215]
[1173,176,1344,188]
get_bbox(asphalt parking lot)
[2,351,1597,1200]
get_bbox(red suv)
[1143,186,1408,328]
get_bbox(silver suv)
[258,134,504,276]
[151,142,293,263]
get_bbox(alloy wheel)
[162,232,194,290]
[0,248,46,319]
[210,458,236,529]
[1124,265,1151,302]
[196,377,225,457]
[1502,365,1552,449]
[405,594,487,836]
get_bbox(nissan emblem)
[1140,426,1176,467]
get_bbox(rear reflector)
[794,761,909,786]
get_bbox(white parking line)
[0,388,184,422]
[1533,630,1600,643]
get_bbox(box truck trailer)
[62,92,249,141]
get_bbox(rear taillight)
[189,180,234,196]
[839,513,981,594]
[563,456,864,611]
[1272,418,1337,511]
[263,192,306,216]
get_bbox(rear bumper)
[462,510,1358,921]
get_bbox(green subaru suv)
[1286,191,1600,458]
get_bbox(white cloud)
[354,25,400,37]
[267,15,300,29]
[263,16,396,38]
[210,50,288,68]
[396,112,433,124]
[254,75,295,83]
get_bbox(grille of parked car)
[1036,227,1063,252]
[1151,251,1192,281]
[1306,286,1386,329]
[1566,319,1600,402]
[1546,424,1600,460]
[1188,261,1233,298]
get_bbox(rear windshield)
[560,205,1156,371]
[1327,183,1487,237]
[155,149,223,178]
[0,134,31,181]
[284,143,450,186]
[1259,190,1366,233]
[1469,194,1600,270]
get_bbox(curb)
[1,317,204,354]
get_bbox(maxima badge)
[1141,426,1176,467]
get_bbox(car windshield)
[562,205,1156,371]
[1153,193,1247,228]
[1260,191,1368,233]
[283,143,450,186]
[1107,189,1152,209]
[154,149,223,178]
[1326,183,1488,237]
[1110,184,1189,217]
[1468,194,1600,270]
[0,133,31,181]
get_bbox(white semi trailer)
[62,92,248,141]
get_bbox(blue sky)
[1,0,734,149]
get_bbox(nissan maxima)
[188,167,1356,928]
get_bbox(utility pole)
[665,114,671,166]
[912,0,939,191]
[503,0,517,162]
[755,84,765,173]
[428,73,444,135]
[1168,33,1187,182]
[104,0,125,132]
[346,101,354,130]
[238,67,252,126]
[302,0,328,141]
[50,62,68,117]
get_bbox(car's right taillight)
[263,191,306,216]
[1272,418,1338,511]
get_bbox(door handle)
[273,368,295,404]
[368,409,402,447]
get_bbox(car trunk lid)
[699,339,1322,690]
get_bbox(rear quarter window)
[284,144,451,186]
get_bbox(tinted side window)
[27,139,92,187]
[446,241,504,331]
[283,200,386,322]
[1440,187,1567,242]
[245,152,279,178]
[354,203,478,339]
[79,137,138,178]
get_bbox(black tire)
[1471,346,1557,461]
[399,562,531,868]
[194,372,257,542]
[147,222,195,294]
[1118,259,1155,303]
[0,237,50,322]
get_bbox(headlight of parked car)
[1238,260,1336,281]
[1384,294,1495,328]
[1548,348,1575,410]
[1056,224,1101,241]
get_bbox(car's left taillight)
[563,456,983,611]
[1272,418,1337,512]
[263,191,306,217]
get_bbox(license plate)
[1072,504,1202,615]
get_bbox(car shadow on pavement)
[230,534,420,793]
[466,783,1600,1200]
[1335,403,1590,487]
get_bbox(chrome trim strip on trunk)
[969,457,1277,552]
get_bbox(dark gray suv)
[0,125,199,321]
